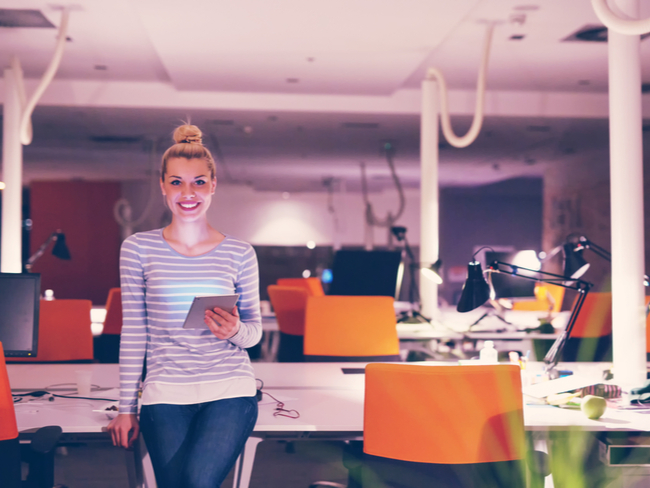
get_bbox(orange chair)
[267,285,309,362]
[8,300,93,362]
[357,363,533,488]
[303,296,400,362]
[563,292,612,362]
[94,288,122,363]
[277,277,325,296]
[512,283,565,313]
[0,342,62,487]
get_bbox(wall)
[29,181,122,304]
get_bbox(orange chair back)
[9,300,93,362]
[303,296,399,358]
[267,285,309,336]
[102,288,123,335]
[277,278,324,296]
[364,363,525,464]
[512,283,565,313]
[569,292,612,338]
[0,343,18,442]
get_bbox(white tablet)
[182,294,240,329]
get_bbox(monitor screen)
[484,251,537,300]
[328,250,402,297]
[0,273,40,357]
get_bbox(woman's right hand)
[107,413,140,449]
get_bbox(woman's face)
[160,157,216,223]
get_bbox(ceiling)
[1,0,650,192]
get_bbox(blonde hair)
[161,124,216,181]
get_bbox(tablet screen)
[182,294,240,329]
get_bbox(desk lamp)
[24,230,71,272]
[457,255,593,378]
[390,226,443,323]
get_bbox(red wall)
[29,181,121,304]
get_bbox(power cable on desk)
[13,390,118,403]
[256,379,300,419]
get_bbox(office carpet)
[52,439,349,487]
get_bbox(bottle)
[479,340,498,364]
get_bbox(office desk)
[9,362,646,488]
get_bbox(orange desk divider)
[0,343,19,442]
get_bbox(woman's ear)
[160,178,166,196]
[211,178,217,194]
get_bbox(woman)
[108,123,261,488]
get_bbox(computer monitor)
[484,251,537,300]
[0,273,40,357]
[328,250,402,297]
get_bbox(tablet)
[182,294,240,329]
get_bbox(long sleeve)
[117,235,148,414]
[229,245,262,349]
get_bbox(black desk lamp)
[390,226,443,323]
[457,256,593,377]
[24,230,71,272]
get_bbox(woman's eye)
[195,180,206,186]
[170,180,180,186]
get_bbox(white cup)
[75,369,93,396]
[260,300,272,316]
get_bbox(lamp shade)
[562,243,589,279]
[52,233,71,260]
[456,261,490,312]
[421,259,443,284]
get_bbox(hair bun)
[173,124,203,145]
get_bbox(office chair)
[0,343,64,488]
[562,292,612,362]
[303,296,400,362]
[94,288,122,363]
[8,300,93,363]
[267,285,309,362]
[277,277,325,296]
[311,363,547,488]
[512,283,565,313]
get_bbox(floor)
[52,439,349,488]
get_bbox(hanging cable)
[20,7,71,145]
[361,142,406,231]
[425,23,495,148]
[591,0,650,35]
[113,139,160,237]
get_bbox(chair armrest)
[30,426,62,454]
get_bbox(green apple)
[581,395,607,420]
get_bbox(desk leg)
[233,436,263,488]
[135,434,157,488]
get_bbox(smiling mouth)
[178,202,199,210]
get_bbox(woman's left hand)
[205,306,240,339]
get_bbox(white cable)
[426,23,495,148]
[592,0,650,35]
[20,7,71,145]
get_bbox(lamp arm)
[489,261,592,293]
[591,0,650,36]
[425,23,495,148]
[543,287,589,372]
[582,239,611,261]
[25,232,59,269]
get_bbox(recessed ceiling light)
[286,78,300,83]
[94,65,108,70]
[306,57,315,62]
[510,34,525,40]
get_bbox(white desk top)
[8,361,648,435]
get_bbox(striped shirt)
[118,229,262,414]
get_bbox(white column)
[419,78,439,318]
[608,0,646,389]
[1,67,23,273]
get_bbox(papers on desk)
[523,375,599,399]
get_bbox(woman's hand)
[107,413,139,449]
[205,306,241,339]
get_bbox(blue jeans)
[140,396,258,488]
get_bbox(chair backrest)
[0,343,18,443]
[267,285,309,336]
[512,283,565,313]
[303,295,400,361]
[9,300,93,362]
[102,287,123,335]
[569,292,612,338]
[364,363,525,464]
[277,278,325,296]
